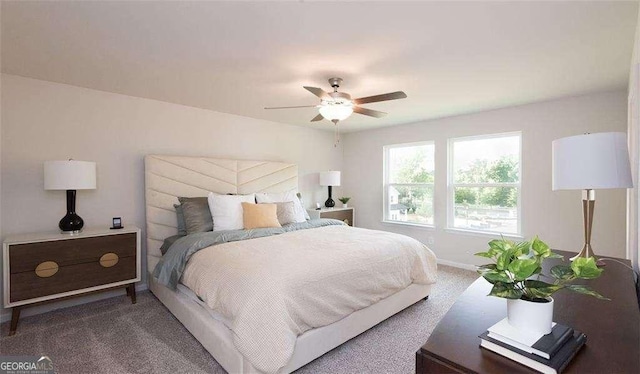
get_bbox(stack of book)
[479,318,587,374]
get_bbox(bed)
[145,155,436,373]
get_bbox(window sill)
[381,220,435,230]
[444,228,523,239]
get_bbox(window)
[448,133,521,235]
[383,141,435,226]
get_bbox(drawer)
[9,233,136,274]
[10,256,136,302]
[321,210,353,226]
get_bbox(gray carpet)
[0,265,477,374]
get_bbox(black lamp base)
[324,186,335,208]
[59,213,84,234]
[59,189,84,234]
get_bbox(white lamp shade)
[44,160,97,190]
[552,132,633,190]
[319,105,353,121]
[319,171,341,186]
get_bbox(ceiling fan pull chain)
[333,119,340,147]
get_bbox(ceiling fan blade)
[310,114,324,122]
[353,106,387,118]
[303,86,331,100]
[264,105,318,109]
[353,91,407,105]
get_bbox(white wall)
[632,6,640,69]
[343,91,628,267]
[0,74,343,319]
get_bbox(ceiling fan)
[265,77,407,125]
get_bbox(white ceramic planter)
[342,203,348,208]
[507,297,554,335]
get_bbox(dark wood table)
[416,251,640,373]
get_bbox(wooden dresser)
[307,207,355,226]
[3,226,141,335]
[416,250,639,373]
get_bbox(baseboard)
[437,258,478,271]
[1,283,148,323]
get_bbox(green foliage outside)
[391,149,518,219]
[454,156,519,208]
[392,147,435,184]
[391,146,434,218]
[454,188,476,204]
[394,186,433,217]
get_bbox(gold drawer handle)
[100,253,119,268]
[35,261,59,278]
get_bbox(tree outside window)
[384,142,435,226]
[449,133,521,234]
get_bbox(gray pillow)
[272,201,297,225]
[160,234,185,255]
[174,204,187,236]
[178,196,213,234]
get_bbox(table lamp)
[320,171,341,208]
[44,160,97,233]
[552,132,633,260]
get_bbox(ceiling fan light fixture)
[266,77,407,125]
[319,103,353,121]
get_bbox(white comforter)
[180,225,437,373]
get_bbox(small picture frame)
[111,217,123,229]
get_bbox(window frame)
[382,140,436,228]
[446,132,523,237]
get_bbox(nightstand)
[307,207,355,226]
[3,226,141,335]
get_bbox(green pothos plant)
[475,236,608,302]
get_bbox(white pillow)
[208,192,255,231]
[299,195,311,220]
[255,191,306,223]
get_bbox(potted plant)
[475,236,606,335]
[338,197,351,208]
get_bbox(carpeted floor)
[0,265,477,374]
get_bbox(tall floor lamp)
[44,160,97,233]
[552,132,633,260]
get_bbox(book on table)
[487,318,574,359]
[479,330,586,374]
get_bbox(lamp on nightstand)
[552,132,633,261]
[320,171,341,208]
[44,160,97,234]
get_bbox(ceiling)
[2,1,638,133]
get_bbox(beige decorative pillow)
[272,201,297,225]
[242,203,281,229]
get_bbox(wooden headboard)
[144,155,298,271]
